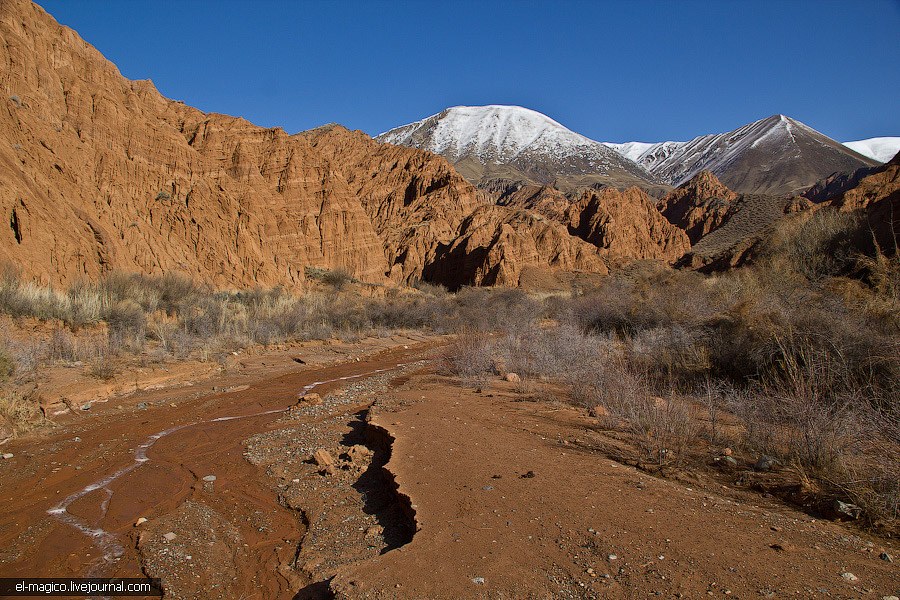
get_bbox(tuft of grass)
[0,390,44,438]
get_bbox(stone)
[718,456,738,468]
[504,372,521,383]
[346,445,373,464]
[882,596,899,600]
[608,554,618,561]
[298,393,322,406]
[163,532,177,542]
[136,403,148,410]
[879,552,893,562]
[202,475,217,482]
[313,449,337,475]
[81,403,91,411]
[134,517,148,526]
[2,453,14,459]
[472,577,485,585]
[753,455,778,472]
[364,525,383,538]
[840,572,858,582]
[831,499,862,520]
[722,447,733,456]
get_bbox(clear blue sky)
[37,0,899,143]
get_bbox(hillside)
[605,115,879,196]
[0,3,696,290]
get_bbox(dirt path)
[1,344,897,599]
[326,375,898,599]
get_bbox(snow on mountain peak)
[842,137,900,163]
[378,105,609,164]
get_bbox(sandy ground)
[0,337,897,599]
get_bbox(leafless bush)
[47,327,80,362]
[87,340,117,380]
[321,268,354,291]
[440,332,496,390]
[630,325,711,388]
[770,208,861,282]
[0,390,44,437]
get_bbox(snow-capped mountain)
[603,115,879,196]
[377,105,661,194]
[842,137,900,164]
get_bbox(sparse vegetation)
[441,210,899,530]
[1,209,897,528]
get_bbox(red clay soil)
[0,340,435,598]
[1,343,897,599]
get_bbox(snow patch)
[843,137,900,163]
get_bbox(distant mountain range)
[377,105,663,195]
[380,107,883,197]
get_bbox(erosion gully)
[0,343,430,597]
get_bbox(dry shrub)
[0,346,15,381]
[0,390,44,437]
[440,332,496,390]
[581,356,700,465]
[321,268,355,291]
[47,327,79,362]
[766,208,861,282]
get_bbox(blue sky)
[37,0,899,143]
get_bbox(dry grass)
[0,390,45,439]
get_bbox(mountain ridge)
[603,115,879,195]
[377,105,664,195]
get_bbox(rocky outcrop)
[422,205,608,289]
[827,151,900,213]
[658,171,739,243]
[0,0,699,292]
[496,185,571,222]
[564,188,691,263]
[0,0,394,287]
[300,125,487,284]
[827,152,900,254]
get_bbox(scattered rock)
[769,541,793,552]
[345,445,373,464]
[134,517,148,526]
[841,572,858,582]
[879,552,893,562]
[292,357,306,364]
[364,525,383,538]
[520,470,535,479]
[882,596,899,600]
[81,403,91,411]
[608,554,618,561]
[136,402,148,410]
[482,485,493,491]
[717,455,738,469]
[313,449,337,475]
[2,453,14,459]
[298,393,322,406]
[753,455,778,472]
[830,499,862,520]
[504,372,521,383]
[202,475,217,483]
[162,532,177,542]
[472,577,485,585]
